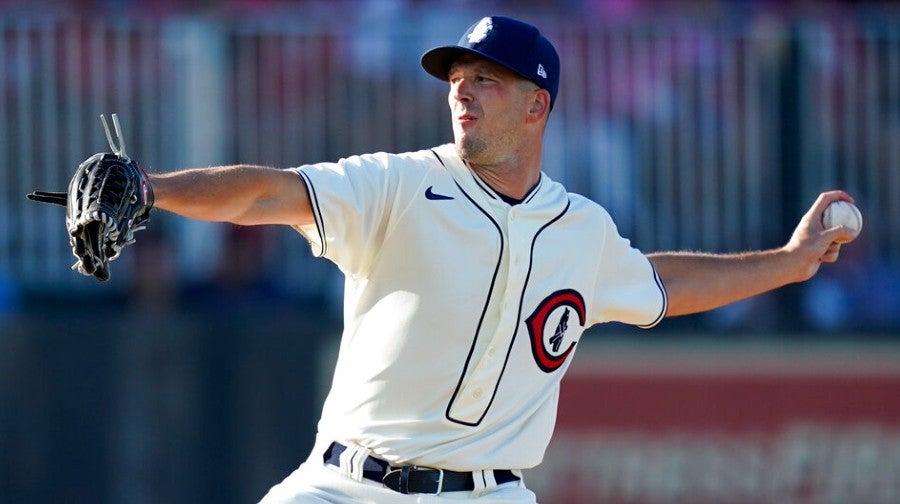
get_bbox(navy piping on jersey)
[296,169,327,258]
[497,192,524,206]
[523,178,542,204]
[473,199,572,425]
[470,170,499,201]
[515,199,573,357]
[459,159,542,206]
[637,267,668,328]
[432,149,508,426]
[431,148,666,328]
[430,148,578,425]
[430,149,446,167]
[489,177,542,206]
[442,181,505,426]
[438,152,575,425]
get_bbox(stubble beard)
[455,135,488,165]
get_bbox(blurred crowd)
[0,0,898,334]
[2,2,898,503]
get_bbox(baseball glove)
[27,114,154,281]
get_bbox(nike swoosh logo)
[425,186,454,200]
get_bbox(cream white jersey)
[291,143,667,471]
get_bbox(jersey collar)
[432,143,569,218]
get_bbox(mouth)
[456,113,478,125]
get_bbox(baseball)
[822,200,862,243]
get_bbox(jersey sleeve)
[290,151,416,277]
[591,210,668,328]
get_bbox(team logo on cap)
[467,17,493,44]
[527,289,586,373]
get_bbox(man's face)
[447,56,538,166]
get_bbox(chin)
[455,137,487,163]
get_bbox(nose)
[450,78,473,104]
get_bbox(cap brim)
[421,46,477,81]
[421,45,536,85]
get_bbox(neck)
[468,161,540,200]
[463,144,543,200]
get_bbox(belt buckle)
[382,466,445,495]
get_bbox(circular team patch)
[526,289,586,373]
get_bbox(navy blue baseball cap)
[421,16,560,106]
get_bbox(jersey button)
[473,387,483,399]
[487,346,497,357]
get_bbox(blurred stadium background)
[1,0,899,503]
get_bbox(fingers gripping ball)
[822,200,862,244]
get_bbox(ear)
[526,89,551,122]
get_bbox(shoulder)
[295,147,444,173]
[538,178,612,222]
[295,147,447,190]
[567,192,609,218]
[337,147,446,172]
[556,189,622,236]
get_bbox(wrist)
[775,243,816,284]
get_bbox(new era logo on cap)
[421,16,561,106]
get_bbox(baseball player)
[142,15,858,503]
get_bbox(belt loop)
[400,466,411,494]
[470,469,496,497]
[337,443,369,482]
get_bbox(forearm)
[647,191,859,318]
[648,249,799,317]
[149,165,312,226]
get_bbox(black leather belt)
[323,442,519,494]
